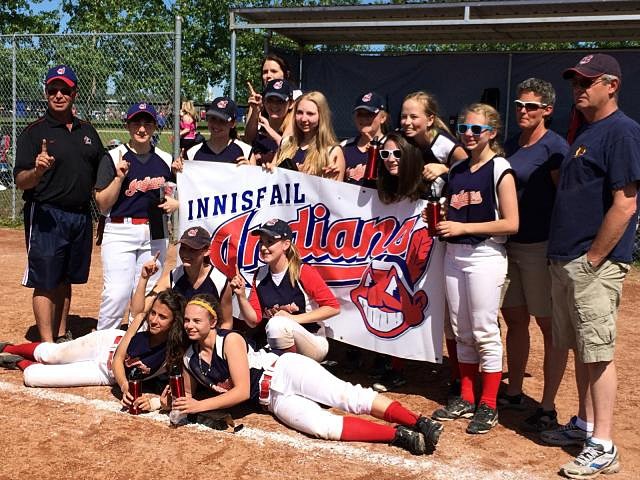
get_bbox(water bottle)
[128,367,142,415]
[363,136,380,182]
[169,364,188,427]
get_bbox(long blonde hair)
[284,241,302,287]
[181,100,197,120]
[403,91,451,143]
[276,91,338,177]
[458,103,504,156]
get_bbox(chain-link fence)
[0,31,179,221]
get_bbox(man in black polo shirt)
[14,65,104,343]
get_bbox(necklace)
[197,344,213,378]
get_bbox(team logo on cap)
[217,100,228,109]
[139,103,147,110]
[83,136,92,145]
[57,67,66,75]
[362,93,372,102]
[573,145,587,158]
[187,228,198,237]
[264,218,278,226]
[580,55,594,65]
[274,80,283,90]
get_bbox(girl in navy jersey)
[273,91,345,181]
[169,294,443,454]
[94,102,178,331]
[430,103,518,435]
[230,219,339,362]
[0,290,185,413]
[131,226,234,330]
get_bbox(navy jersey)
[170,264,228,302]
[186,139,251,163]
[548,110,640,263]
[183,330,263,403]
[505,130,568,243]
[341,136,368,170]
[252,131,279,155]
[124,331,167,379]
[292,147,307,166]
[424,129,462,165]
[446,156,514,245]
[95,144,173,218]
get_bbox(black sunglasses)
[571,77,604,90]
[457,123,494,135]
[46,86,73,96]
[514,100,548,111]
[379,149,401,160]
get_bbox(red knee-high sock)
[340,416,397,442]
[3,342,41,360]
[383,400,419,426]
[17,359,36,371]
[459,362,479,404]
[445,339,460,381]
[479,371,502,409]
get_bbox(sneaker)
[447,378,461,400]
[55,330,73,344]
[521,408,559,433]
[497,392,526,410]
[390,425,426,455]
[0,341,12,353]
[560,439,621,479]
[372,369,407,392]
[466,403,499,434]
[415,416,444,449]
[0,353,24,370]
[432,397,475,421]
[540,416,588,446]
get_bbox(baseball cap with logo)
[251,219,292,240]
[562,53,622,80]
[45,65,78,88]
[353,91,386,113]
[126,102,158,122]
[206,96,237,122]
[179,226,211,250]
[263,79,293,102]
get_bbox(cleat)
[415,415,444,448]
[432,397,475,421]
[497,392,526,411]
[521,407,559,433]
[541,416,588,447]
[466,403,499,434]
[0,353,24,370]
[391,425,426,455]
[560,439,621,479]
[0,341,12,353]
[372,369,407,393]
[55,331,73,344]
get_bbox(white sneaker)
[540,416,588,446]
[560,439,620,478]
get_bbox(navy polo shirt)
[505,130,568,243]
[186,139,251,163]
[14,110,104,210]
[548,110,640,263]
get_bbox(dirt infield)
[1,226,638,480]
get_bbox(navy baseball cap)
[45,65,77,88]
[179,226,211,250]
[263,79,293,102]
[563,54,622,80]
[251,219,292,240]
[353,91,385,113]
[126,102,158,122]
[206,97,237,122]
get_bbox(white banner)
[178,162,445,362]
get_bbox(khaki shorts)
[501,241,552,317]
[549,255,629,363]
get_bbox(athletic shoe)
[391,425,426,455]
[0,353,24,370]
[521,408,559,433]
[414,416,444,449]
[447,378,461,400]
[55,330,73,344]
[372,369,407,393]
[432,397,475,421]
[497,392,526,410]
[466,403,499,434]
[540,416,589,446]
[559,439,621,479]
[0,341,12,353]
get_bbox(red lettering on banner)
[209,212,252,277]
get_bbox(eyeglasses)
[46,86,73,96]
[571,76,605,90]
[379,149,401,160]
[457,124,494,135]
[514,100,548,111]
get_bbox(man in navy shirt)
[544,54,640,478]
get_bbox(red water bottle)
[128,367,142,415]
[425,200,442,237]
[363,136,380,182]
[169,364,188,427]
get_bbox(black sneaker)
[390,425,426,455]
[372,369,407,392]
[432,397,475,421]
[55,330,73,343]
[0,353,24,370]
[415,416,444,449]
[497,392,526,410]
[447,378,461,400]
[521,407,559,432]
[466,403,499,434]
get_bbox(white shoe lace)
[575,444,603,466]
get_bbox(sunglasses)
[571,77,605,90]
[457,124,494,135]
[46,86,73,96]
[379,149,401,160]
[514,100,548,111]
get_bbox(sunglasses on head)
[46,86,73,96]
[457,123,494,135]
[379,149,401,160]
[514,100,548,111]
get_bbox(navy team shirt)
[187,139,251,163]
[505,130,568,243]
[548,110,640,263]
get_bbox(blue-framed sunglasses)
[457,123,494,136]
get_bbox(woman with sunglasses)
[229,219,339,362]
[0,290,185,415]
[498,79,569,432]
[94,102,178,331]
[168,294,443,455]
[430,103,518,435]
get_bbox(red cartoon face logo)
[139,103,147,110]
[362,93,372,102]
[274,80,283,90]
[57,67,66,74]
[187,228,198,237]
[580,54,593,65]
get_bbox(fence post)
[230,11,237,101]
[173,15,182,161]
[11,35,17,220]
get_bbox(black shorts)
[22,202,93,290]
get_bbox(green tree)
[0,1,59,34]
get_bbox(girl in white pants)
[429,103,518,435]
[169,294,444,455]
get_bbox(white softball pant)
[98,221,167,330]
[268,353,377,440]
[266,316,328,362]
[23,329,124,387]
[444,241,507,372]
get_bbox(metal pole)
[173,15,182,161]
[298,45,304,90]
[230,11,237,101]
[504,53,513,140]
[11,35,17,220]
